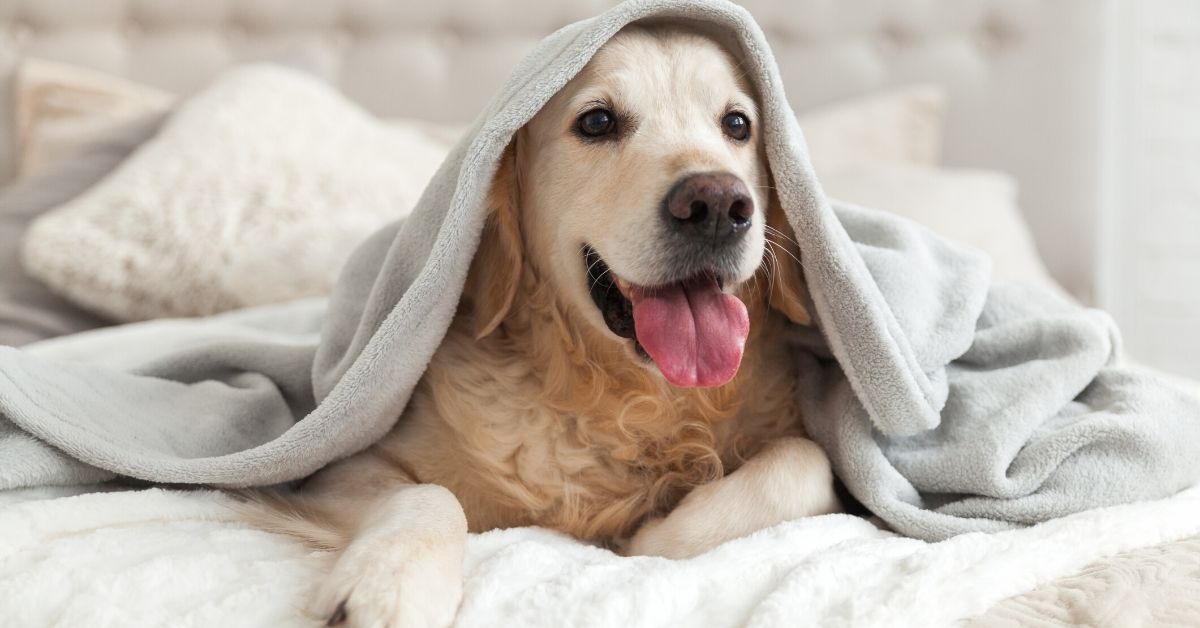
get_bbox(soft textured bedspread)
[2,485,1199,628]
[0,0,1198,544]
[969,535,1200,627]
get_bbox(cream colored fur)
[247,26,840,628]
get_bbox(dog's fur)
[246,25,841,628]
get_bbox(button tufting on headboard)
[9,21,33,45]
[876,22,912,51]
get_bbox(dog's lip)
[613,276,632,299]
[585,244,728,301]
[582,244,729,352]
[615,270,726,296]
[584,245,638,345]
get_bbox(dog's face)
[473,25,806,389]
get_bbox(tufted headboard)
[0,0,1108,302]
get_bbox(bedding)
[18,67,451,322]
[968,534,1200,627]
[0,114,162,347]
[820,164,1066,297]
[797,85,944,174]
[12,59,174,180]
[1,484,1198,627]
[1,0,1197,532]
[0,55,333,346]
[14,67,451,324]
[1,0,1198,625]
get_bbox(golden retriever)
[251,24,841,628]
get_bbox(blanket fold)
[1,0,1198,541]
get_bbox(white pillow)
[798,85,945,173]
[821,164,1066,295]
[22,66,455,321]
[16,59,947,321]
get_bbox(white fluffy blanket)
[3,486,1199,627]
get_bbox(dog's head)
[470,24,808,388]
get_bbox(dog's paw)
[314,536,463,628]
[624,513,705,559]
[626,437,841,559]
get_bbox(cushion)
[799,85,945,173]
[1,54,331,343]
[821,164,1066,295]
[0,113,164,346]
[13,59,175,180]
[21,66,454,322]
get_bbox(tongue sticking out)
[626,275,749,388]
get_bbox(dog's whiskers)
[765,238,803,271]
[764,229,804,267]
[585,255,606,278]
[589,268,613,293]
[762,245,781,310]
[763,223,797,244]
[581,246,619,295]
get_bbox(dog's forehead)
[572,27,751,112]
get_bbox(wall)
[1103,0,1200,377]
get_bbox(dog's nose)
[663,172,753,243]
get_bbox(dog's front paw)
[624,513,704,559]
[626,437,841,560]
[315,536,463,628]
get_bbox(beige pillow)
[13,59,175,180]
[799,85,945,173]
[821,164,1066,295]
[22,65,457,321]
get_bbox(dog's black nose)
[663,172,753,243]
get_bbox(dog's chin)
[582,244,752,388]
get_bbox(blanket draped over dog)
[1,0,1198,542]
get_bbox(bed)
[2,1,1198,626]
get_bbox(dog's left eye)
[577,108,617,138]
[722,112,751,141]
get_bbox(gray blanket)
[1,0,1198,542]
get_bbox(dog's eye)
[577,108,617,138]
[722,112,751,141]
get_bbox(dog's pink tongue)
[628,276,749,388]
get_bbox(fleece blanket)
[2,0,1200,542]
[2,484,1200,627]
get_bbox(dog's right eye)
[577,108,617,138]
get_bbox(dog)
[247,24,842,628]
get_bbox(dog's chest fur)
[368,287,804,543]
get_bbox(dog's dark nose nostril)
[663,172,754,243]
[729,199,750,224]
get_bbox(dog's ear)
[469,140,524,339]
[765,193,812,326]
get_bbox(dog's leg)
[303,455,468,628]
[625,436,840,559]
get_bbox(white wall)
[1102,0,1200,378]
